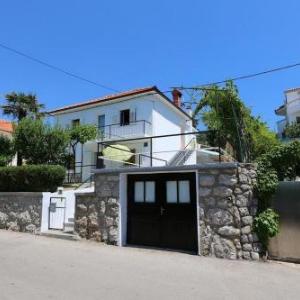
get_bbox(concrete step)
[41,230,80,241]
[64,222,74,227]
[68,218,75,222]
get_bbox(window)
[166,180,191,204]
[166,181,177,203]
[98,115,105,135]
[120,109,130,126]
[134,181,155,203]
[296,116,300,124]
[72,119,80,127]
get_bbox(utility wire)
[1,41,300,104]
[0,42,120,93]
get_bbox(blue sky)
[1,0,300,130]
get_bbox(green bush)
[0,165,66,192]
[254,208,279,250]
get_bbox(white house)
[275,87,300,139]
[49,86,200,182]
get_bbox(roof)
[284,87,300,94]
[49,86,192,119]
[0,119,13,134]
[275,104,286,115]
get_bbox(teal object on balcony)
[102,144,133,162]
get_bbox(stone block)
[213,235,237,259]
[218,226,240,237]
[207,208,233,226]
[218,174,237,186]
[242,251,251,260]
[241,226,251,234]
[239,207,249,217]
[0,212,8,228]
[213,186,233,197]
[199,175,215,187]
[241,234,248,243]
[242,243,253,251]
[241,216,253,226]
[251,252,260,261]
[199,188,211,197]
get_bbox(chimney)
[172,88,182,107]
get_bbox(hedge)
[0,165,66,192]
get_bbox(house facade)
[275,87,300,139]
[49,86,196,182]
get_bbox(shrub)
[254,208,279,250]
[0,165,66,192]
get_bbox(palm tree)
[2,92,45,121]
[1,92,45,165]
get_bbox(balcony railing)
[98,120,152,140]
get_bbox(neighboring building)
[49,86,199,182]
[0,119,13,137]
[0,119,17,166]
[275,87,300,139]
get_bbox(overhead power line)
[1,41,300,99]
[0,42,119,93]
[180,61,300,88]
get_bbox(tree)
[284,122,300,138]
[14,118,69,165]
[0,135,14,166]
[67,124,98,172]
[1,92,45,165]
[192,81,279,162]
[2,92,45,121]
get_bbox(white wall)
[41,190,76,232]
[53,95,154,130]
[286,90,300,123]
[53,93,194,171]
[151,99,192,165]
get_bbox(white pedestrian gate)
[48,197,66,230]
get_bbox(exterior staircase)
[168,149,194,166]
[63,217,75,234]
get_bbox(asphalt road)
[0,230,300,300]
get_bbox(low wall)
[0,192,42,233]
[75,163,261,260]
[75,174,119,244]
[269,182,300,262]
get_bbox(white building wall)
[52,93,194,175]
[286,90,300,124]
[53,95,154,130]
[151,99,191,165]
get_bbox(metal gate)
[48,197,66,230]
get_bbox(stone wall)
[75,164,261,260]
[198,164,261,260]
[75,174,119,244]
[0,192,42,233]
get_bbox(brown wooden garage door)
[127,172,198,253]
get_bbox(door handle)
[160,206,166,216]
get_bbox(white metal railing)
[98,120,152,140]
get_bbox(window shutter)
[130,108,136,122]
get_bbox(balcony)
[98,120,152,141]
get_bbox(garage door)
[127,172,198,253]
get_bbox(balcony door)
[98,115,105,137]
[120,109,130,126]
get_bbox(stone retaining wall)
[0,192,42,233]
[75,174,119,244]
[198,164,260,260]
[75,164,262,260]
